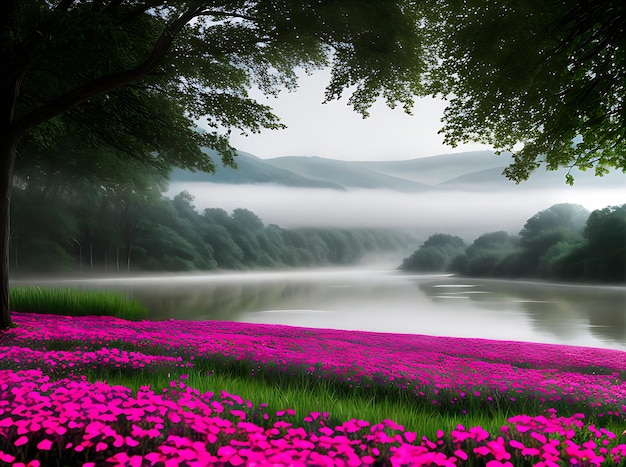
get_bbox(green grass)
[89,361,625,442]
[93,367,492,439]
[10,286,147,321]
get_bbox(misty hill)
[263,156,432,192]
[440,165,626,190]
[169,148,625,191]
[170,149,344,190]
[357,151,515,184]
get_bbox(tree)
[130,193,205,271]
[514,204,589,276]
[399,233,466,272]
[424,0,626,183]
[106,164,168,271]
[451,231,518,276]
[10,188,79,272]
[581,204,626,281]
[1,0,427,329]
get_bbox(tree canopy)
[399,233,466,272]
[423,0,626,183]
[1,0,426,329]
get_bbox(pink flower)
[145,452,164,463]
[522,447,541,456]
[486,461,513,467]
[0,450,16,463]
[469,426,490,442]
[37,439,53,450]
[509,439,525,450]
[125,436,140,447]
[218,445,237,458]
[14,436,28,447]
[229,454,244,466]
[530,432,547,444]
[0,418,13,427]
[230,409,246,420]
[474,446,491,456]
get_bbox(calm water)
[13,268,626,351]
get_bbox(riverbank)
[1,311,625,465]
[11,269,626,351]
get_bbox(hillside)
[357,151,515,184]
[170,149,345,190]
[439,165,626,190]
[169,148,625,191]
[263,156,432,192]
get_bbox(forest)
[10,166,417,274]
[400,203,626,283]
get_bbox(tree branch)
[12,4,203,141]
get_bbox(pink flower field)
[0,311,625,466]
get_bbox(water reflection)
[418,279,626,348]
[12,269,626,351]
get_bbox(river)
[12,268,626,351]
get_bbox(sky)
[207,69,492,161]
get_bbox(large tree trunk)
[1,69,20,330]
[0,137,16,330]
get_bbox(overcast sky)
[205,69,492,161]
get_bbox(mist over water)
[165,182,626,238]
[17,269,626,351]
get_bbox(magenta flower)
[14,435,28,447]
[0,450,16,463]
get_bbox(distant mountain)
[169,148,625,192]
[264,156,432,192]
[357,151,515,184]
[170,149,344,190]
[440,165,626,190]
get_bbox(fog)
[165,182,626,239]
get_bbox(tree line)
[10,168,416,274]
[400,203,626,283]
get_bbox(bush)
[399,234,467,272]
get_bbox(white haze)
[220,70,493,161]
[165,182,626,240]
